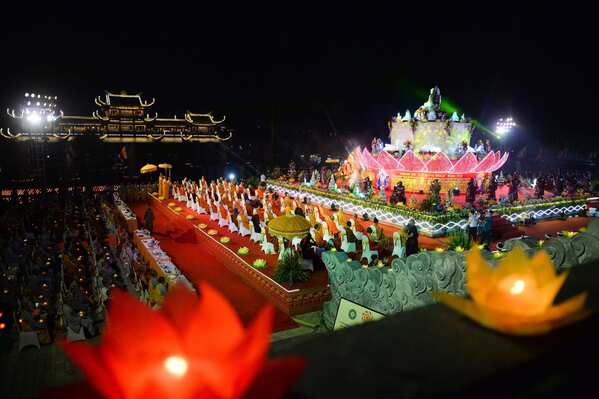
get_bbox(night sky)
[0,2,596,153]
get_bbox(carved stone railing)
[322,219,599,329]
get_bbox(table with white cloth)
[133,229,195,291]
[114,193,138,233]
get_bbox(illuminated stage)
[331,87,509,193]
[349,147,509,193]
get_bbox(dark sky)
[0,2,596,150]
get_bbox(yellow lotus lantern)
[174,207,182,212]
[434,247,589,335]
[185,215,194,220]
[168,202,176,208]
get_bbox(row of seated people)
[170,178,409,264]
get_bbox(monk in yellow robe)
[337,210,347,227]
[239,212,251,230]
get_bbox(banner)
[333,298,385,330]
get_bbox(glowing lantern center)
[510,279,526,295]
[164,356,188,378]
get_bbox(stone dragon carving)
[322,219,599,329]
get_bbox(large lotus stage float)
[335,86,509,193]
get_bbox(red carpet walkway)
[132,202,298,332]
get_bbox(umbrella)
[267,214,311,240]
[158,163,173,178]
[140,164,158,174]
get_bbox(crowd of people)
[170,176,422,274]
[0,186,167,350]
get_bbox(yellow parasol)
[267,214,311,240]
[140,164,158,174]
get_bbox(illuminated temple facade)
[2,91,232,143]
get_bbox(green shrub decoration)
[273,251,310,286]
[447,229,472,251]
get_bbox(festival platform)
[268,180,588,237]
[146,193,331,316]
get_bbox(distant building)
[3,91,232,143]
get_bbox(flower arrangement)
[207,229,218,236]
[434,247,589,335]
[54,284,305,398]
[220,236,231,244]
[237,247,250,255]
[253,259,267,269]
[563,231,578,239]
[273,251,310,286]
[435,247,445,253]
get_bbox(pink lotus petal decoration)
[361,148,382,170]
[398,151,426,171]
[473,151,497,173]
[375,151,401,169]
[425,152,453,173]
[355,149,508,174]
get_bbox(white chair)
[18,331,40,351]
[392,231,405,258]
[196,200,207,214]
[209,203,219,221]
[227,212,239,233]
[291,236,302,250]
[250,223,262,243]
[261,234,275,254]
[340,231,357,253]
[349,220,364,241]
[237,216,251,237]
[218,210,228,227]
[361,235,378,262]
[322,223,332,243]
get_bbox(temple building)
[2,91,232,143]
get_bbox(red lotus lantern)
[46,284,305,399]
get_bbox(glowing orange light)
[0,323,5,330]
